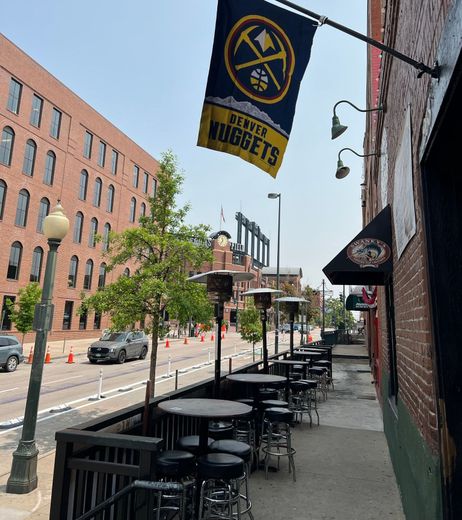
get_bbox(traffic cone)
[66,347,75,364]
[221,333,225,340]
[27,347,33,364]
[308,334,313,343]
[45,346,51,364]
[211,333,215,341]
[184,337,188,345]
[165,338,170,348]
[200,334,205,343]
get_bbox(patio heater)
[242,288,282,373]
[275,296,308,358]
[188,270,254,398]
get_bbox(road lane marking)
[43,375,84,385]
[0,387,19,394]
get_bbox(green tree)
[81,151,212,396]
[324,297,355,329]
[6,282,42,342]
[239,301,262,362]
[302,285,321,325]
[167,282,214,335]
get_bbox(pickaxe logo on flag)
[224,15,295,104]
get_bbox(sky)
[1,0,367,295]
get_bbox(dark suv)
[0,335,24,372]
[87,331,149,364]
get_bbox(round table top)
[272,359,311,365]
[226,373,286,384]
[293,350,324,357]
[158,398,252,418]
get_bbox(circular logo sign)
[224,15,295,104]
[347,239,391,268]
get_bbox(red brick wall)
[0,35,158,340]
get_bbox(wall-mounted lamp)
[331,100,384,140]
[336,148,380,179]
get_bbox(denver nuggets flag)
[198,0,317,178]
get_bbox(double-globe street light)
[7,202,69,494]
[267,193,281,353]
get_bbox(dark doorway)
[421,52,462,519]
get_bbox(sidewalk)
[0,340,404,519]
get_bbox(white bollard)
[167,354,172,377]
[208,347,211,364]
[97,368,103,400]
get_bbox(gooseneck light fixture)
[267,193,281,353]
[331,100,384,140]
[8,202,69,494]
[242,288,282,373]
[336,148,380,179]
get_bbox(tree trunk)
[149,301,161,398]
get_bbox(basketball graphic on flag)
[250,68,268,91]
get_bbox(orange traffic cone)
[200,334,205,343]
[211,333,215,341]
[308,334,313,343]
[45,346,51,364]
[165,338,170,348]
[184,337,188,345]
[67,347,75,364]
[27,347,33,364]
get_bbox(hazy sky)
[2,0,367,294]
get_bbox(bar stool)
[308,367,329,400]
[288,381,310,424]
[197,453,247,519]
[210,439,254,519]
[261,407,296,481]
[176,435,214,455]
[154,450,196,520]
[209,420,234,440]
[298,379,320,426]
[313,360,334,390]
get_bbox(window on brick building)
[30,94,43,128]
[98,263,107,288]
[73,212,84,243]
[129,197,136,223]
[7,241,22,280]
[30,246,43,283]
[68,256,79,288]
[83,131,93,159]
[93,312,101,329]
[62,301,73,330]
[15,189,29,227]
[43,151,56,185]
[123,267,130,277]
[79,170,88,200]
[111,149,118,175]
[1,295,15,330]
[7,78,22,114]
[152,178,157,198]
[50,108,62,139]
[0,127,15,166]
[140,202,146,217]
[89,218,98,247]
[22,139,37,176]
[102,223,111,252]
[133,165,139,188]
[0,180,7,219]
[98,141,106,167]
[93,177,102,207]
[83,259,93,290]
[106,184,114,212]
[142,172,149,193]
[37,197,50,233]
[79,309,87,330]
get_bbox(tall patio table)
[226,373,286,405]
[292,350,324,366]
[271,359,312,400]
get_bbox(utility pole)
[322,279,325,336]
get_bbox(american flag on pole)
[220,205,226,223]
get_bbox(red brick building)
[0,35,159,341]
[360,1,462,518]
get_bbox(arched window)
[106,184,115,212]
[68,256,79,288]
[73,212,84,243]
[83,259,94,290]
[7,241,22,280]
[43,151,56,185]
[37,197,50,233]
[22,139,37,176]
[98,263,107,288]
[0,127,15,166]
[0,180,7,220]
[123,267,130,277]
[102,223,111,252]
[15,189,29,227]
[79,170,88,200]
[129,197,136,223]
[140,202,146,217]
[89,218,98,247]
[93,177,102,207]
[30,246,43,282]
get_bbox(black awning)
[323,205,393,286]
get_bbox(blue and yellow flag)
[198,0,317,178]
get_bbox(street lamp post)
[268,193,281,353]
[7,202,69,494]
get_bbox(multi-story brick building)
[325,1,462,518]
[0,34,159,341]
